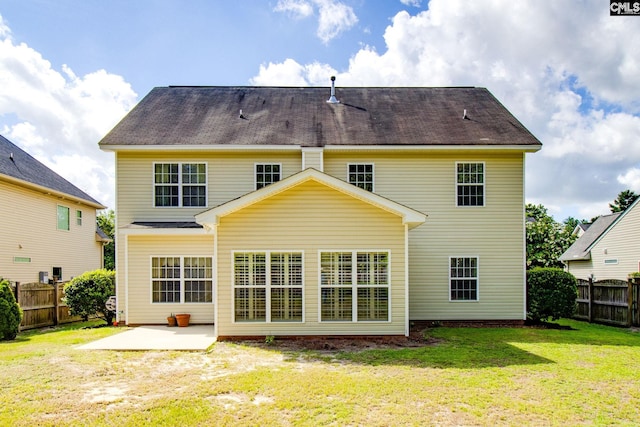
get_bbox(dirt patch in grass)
[238,330,438,352]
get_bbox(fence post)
[588,277,594,323]
[53,282,59,326]
[627,279,633,327]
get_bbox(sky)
[1,0,639,222]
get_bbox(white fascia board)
[324,144,542,153]
[99,144,302,152]
[0,174,107,209]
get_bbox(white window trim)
[152,162,208,208]
[455,161,486,208]
[347,163,375,192]
[448,255,480,302]
[231,250,305,324]
[254,163,282,190]
[603,259,619,265]
[76,210,83,226]
[149,255,214,304]
[317,249,391,323]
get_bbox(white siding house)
[560,198,640,281]
[99,84,542,338]
[0,135,108,284]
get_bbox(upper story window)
[450,257,478,301]
[57,205,70,230]
[456,162,484,206]
[154,163,206,207]
[255,164,281,190]
[348,164,374,192]
[76,210,82,226]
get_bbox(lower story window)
[450,257,478,301]
[152,256,213,303]
[320,251,389,321]
[234,252,303,322]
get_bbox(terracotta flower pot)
[175,313,190,327]
[167,316,177,327]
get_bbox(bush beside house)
[0,279,22,340]
[527,268,577,323]
[63,269,116,325]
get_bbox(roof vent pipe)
[326,76,340,104]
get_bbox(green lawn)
[1,320,639,426]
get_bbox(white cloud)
[0,14,10,39]
[0,16,137,209]
[618,169,640,193]
[274,0,314,18]
[250,59,336,86]
[256,0,640,220]
[399,0,421,7]
[274,0,358,44]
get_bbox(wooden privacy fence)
[11,282,81,330]
[575,278,640,327]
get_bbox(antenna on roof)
[326,76,340,104]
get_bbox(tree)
[526,268,577,322]
[526,204,577,269]
[609,189,639,213]
[562,216,582,234]
[63,269,116,325]
[0,279,22,340]
[97,210,115,270]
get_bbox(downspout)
[213,224,219,339]
[522,152,527,320]
[124,234,129,325]
[405,224,410,337]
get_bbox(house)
[0,135,108,284]
[572,222,591,238]
[98,83,542,338]
[560,198,640,280]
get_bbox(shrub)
[527,267,577,322]
[0,279,22,340]
[63,269,116,325]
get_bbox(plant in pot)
[175,313,190,327]
[167,313,177,327]
[629,272,640,284]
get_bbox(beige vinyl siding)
[125,234,215,324]
[216,179,406,337]
[302,148,323,170]
[115,151,301,225]
[569,204,640,281]
[0,180,102,284]
[324,151,526,320]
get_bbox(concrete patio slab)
[76,325,216,351]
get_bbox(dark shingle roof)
[0,135,104,207]
[560,213,621,261]
[99,86,542,149]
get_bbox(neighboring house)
[0,135,108,284]
[560,198,640,280]
[572,222,591,238]
[99,83,542,338]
